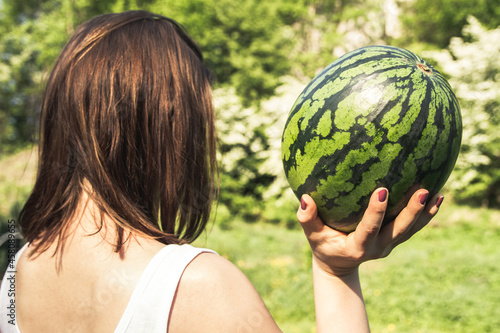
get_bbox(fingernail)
[378,189,387,202]
[301,197,307,210]
[420,193,429,205]
[436,196,444,208]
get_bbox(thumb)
[297,194,326,237]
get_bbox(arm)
[312,262,369,332]
[169,253,283,333]
[298,188,444,332]
[169,188,443,333]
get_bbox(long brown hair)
[19,10,217,257]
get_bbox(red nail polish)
[436,196,444,208]
[378,189,387,202]
[420,193,429,205]
[301,197,307,210]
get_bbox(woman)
[0,10,443,332]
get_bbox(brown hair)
[19,10,217,257]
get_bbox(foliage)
[0,0,120,156]
[0,15,42,154]
[287,0,401,79]
[213,78,305,224]
[2,0,500,214]
[0,0,298,157]
[148,0,296,106]
[398,0,500,48]
[425,17,500,207]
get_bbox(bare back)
[13,224,281,333]
[15,230,166,333]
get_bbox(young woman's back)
[0,10,443,333]
[13,210,280,332]
[16,226,162,332]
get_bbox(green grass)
[0,148,37,275]
[2,148,500,332]
[361,205,500,333]
[0,147,38,219]
[195,202,500,332]
[194,220,315,333]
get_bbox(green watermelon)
[281,45,462,233]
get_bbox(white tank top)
[0,242,216,332]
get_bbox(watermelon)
[281,45,462,233]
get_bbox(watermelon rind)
[282,45,462,232]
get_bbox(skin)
[301,188,442,332]
[11,188,442,333]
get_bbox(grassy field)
[2,148,500,332]
[194,205,500,333]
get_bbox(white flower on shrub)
[425,16,500,206]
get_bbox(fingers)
[419,194,444,220]
[296,189,444,275]
[392,193,444,247]
[353,188,388,246]
[378,189,427,246]
[297,194,325,237]
[298,189,444,254]
[379,189,442,248]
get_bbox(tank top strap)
[114,244,217,333]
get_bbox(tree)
[398,0,500,48]
[212,78,306,224]
[148,0,296,106]
[0,0,122,155]
[0,0,301,156]
[425,17,500,207]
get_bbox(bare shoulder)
[168,252,282,333]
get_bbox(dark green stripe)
[282,45,462,228]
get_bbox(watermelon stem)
[417,63,433,75]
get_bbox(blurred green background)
[1,0,499,331]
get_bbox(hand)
[297,188,444,277]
